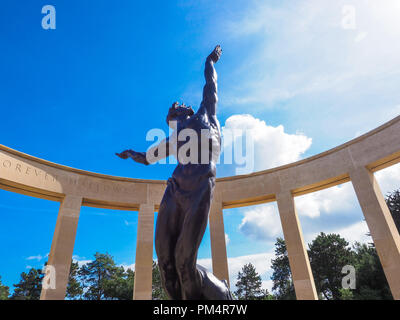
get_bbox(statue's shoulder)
[186,112,205,125]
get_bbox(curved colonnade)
[1,115,400,300]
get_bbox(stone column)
[209,195,229,284]
[40,195,82,300]
[276,192,318,300]
[133,204,154,300]
[350,167,400,300]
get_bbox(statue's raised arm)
[198,45,222,117]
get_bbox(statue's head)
[166,102,194,128]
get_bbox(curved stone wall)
[1,115,400,300]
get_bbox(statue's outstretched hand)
[208,45,222,63]
[116,149,133,159]
[116,149,149,165]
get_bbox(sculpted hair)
[166,102,194,125]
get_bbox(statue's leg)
[155,184,184,300]
[174,179,214,300]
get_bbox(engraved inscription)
[0,154,146,196]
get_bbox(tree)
[270,238,296,300]
[79,252,121,300]
[102,266,134,300]
[339,288,354,300]
[152,261,168,300]
[11,268,43,300]
[0,276,10,300]
[235,263,266,300]
[351,242,392,300]
[308,233,353,300]
[78,252,135,300]
[66,261,83,299]
[386,189,400,233]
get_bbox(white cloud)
[221,114,312,174]
[120,263,135,272]
[354,32,368,43]
[26,253,48,261]
[304,220,370,246]
[217,0,400,141]
[225,233,230,246]
[295,183,356,218]
[124,220,135,227]
[226,251,275,292]
[224,0,400,102]
[197,257,212,271]
[26,255,43,261]
[72,256,93,268]
[198,250,275,292]
[238,203,282,241]
[72,255,86,261]
[374,163,400,196]
[334,221,370,245]
[261,280,274,294]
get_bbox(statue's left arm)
[198,45,222,117]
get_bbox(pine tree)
[270,237,296,300]
[308,233,353,300]
[79,252,121,300]
[11,268,43,300]
[0,276,10,300]
[351,242,392,300]
[66,261,83,299]
[103,266,134,300]
[234,263,266,300]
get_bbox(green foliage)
[103,266,134,300]
[10,268,43,300]
[339,288,353,300]
[261,293,276,300]
[271,232,394,300]
[351,242,392,300]
[270,237,296,300]
[386,189,400,233]
[308,232,354,300]
[66,261,83,299]
[2,255,167,300]
[79,252,132,300]
[235,263,267,300]
[0,276,10,300]
[152,261,168,300]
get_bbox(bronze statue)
[116,45,232,300]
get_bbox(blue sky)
[1,0,400,294]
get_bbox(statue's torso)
[171,111,221,190]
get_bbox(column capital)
[139,203,155,213]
